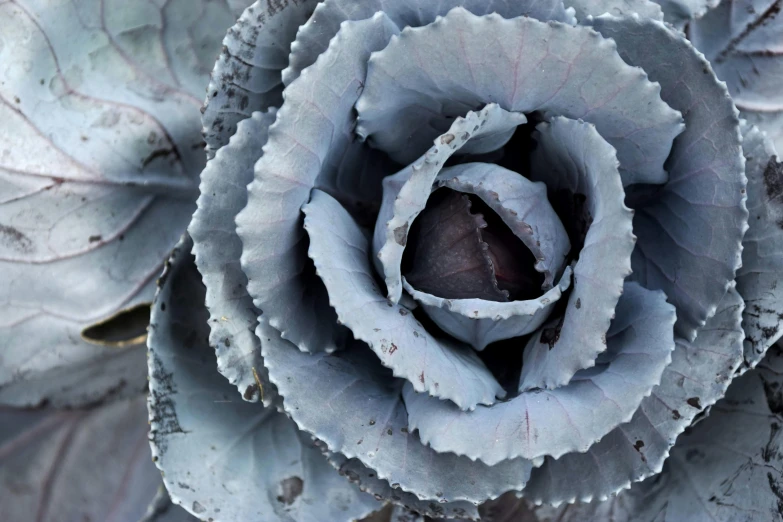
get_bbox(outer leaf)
[523,286,745,505]
[148,235,380,522]
[0,0,243,406]
[327,452,480,520]
[189,110,277,405]
[235,13,400,354]
[537,344,783,522]
[591,14,748,341]
[520,118,635,391]
[260,318,536,505]
[303,189,504,410]
[403,282,675,465]
[690,0,783,153]
[564,0,663,22]
[736,122,783,370]
[282,0,575,87]
[356,8,684,185]
[0,397,161,522]
[201,0,319,159]
[373,105,527,304]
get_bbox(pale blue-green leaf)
[536,344,783,521]
[201,0,319,159]
[148,235,380,522]
[0,397,161,522]
[235,14,400,354]
[564,0,663,22]
[736,122,783,370]
[436,163,571,289]
[520,118,635,391]
[402,270,571,351]
[260,318,536,504]
[356,8,684,185]
[282,0,575,88]
[373,105,527,304]
[690,0,783,183]
[0,0,243,406]
[140,488,201,522]
[404,282,675,465]
[327,452,480,520]
[523,286,745,505]
[651,0,719,26]
[745,110,783,158]
[590,14,748,341]
[303,189,503,409]
[189,110,277,405]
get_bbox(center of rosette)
[402,188,544,303]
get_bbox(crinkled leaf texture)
[403,282,675,466]
[190,109,278,405]
[535,344,783,522]
[201,0,320,158]
[304,189,504,411]
[736,122,783,370]
[282,0,575,88]
[0,396,162,522]
[590,14,748,341]
[260,316,536,505]
[564,0,663,22]
[0,0,250,407]
[327,452,480,520]
[523,285,745,505]
[235,13,400,355]
[520,117,635,391]
[356,8,684,185]
[147,235,380,522]
[690,0,783,154]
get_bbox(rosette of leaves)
[145,0,783,520]
[1,0,783,521]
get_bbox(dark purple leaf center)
[403,189,543,302]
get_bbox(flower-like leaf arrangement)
[2,0,783,521]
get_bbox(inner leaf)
[403,188,543,302]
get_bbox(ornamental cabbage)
[1,1,782,521]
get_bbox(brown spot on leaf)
[687,397,702,409]
[394,224,409,246]
[243,383,259,401]
[0,224,34,253]
[277,476,303,506]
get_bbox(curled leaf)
[357,8,684,184]
[190,109,278,405]
[303,189,504,410]
[403,282,675,465]
[520,118,635,391]
[148,235,379,522]
[235,13,400,354]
